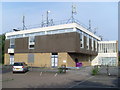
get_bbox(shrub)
[58,67,66,73]
[58,67,63,73]
[91,66,99,75]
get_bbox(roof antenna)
[22,15,27,30]
[72,3,77,23]
[93,27,98,34]
[41,14,44,27]
[88,19,91,30]
[46,10,51,27]
[67,3,77,23]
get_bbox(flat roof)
[6,23,101,40]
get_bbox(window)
[7,34,23,39]
[100,57,117,66]
[51,53,58,67]
[10,55,14,65]
[6,28,75,39]
[65,28,74,32]
[95,40,98,52]
[28,54,34,63]
[47,28,73,35]
[29,36,35,49]
[58,29,65,33]
[10,38,15,48]
[25,31,45,37]
[91,37,94,51]
[47,31,52,34]
[87,35,89,50]
[80,32,84,48]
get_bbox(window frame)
[28,36,35,49]
[10,38,15,48]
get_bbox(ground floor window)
[51,53,58,68]
[100,57,117,66]
[28,54,34,63]
[10,54,14,65]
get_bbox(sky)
[1,2,118,41]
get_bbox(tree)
[0,34,5,64]
[118,51,120,66]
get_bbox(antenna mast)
[72,3,77,23]
[88,19,91,30]
[67,3,77,23]
[41,15,44,27]
[22,15,27,30]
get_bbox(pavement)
[70,75,118,88]
[1,65,119,88]
[2,70,91,88]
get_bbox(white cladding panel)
[6,23,101,40]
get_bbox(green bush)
[92,66,99,75]
[58,67,63,73]
[58,67,66,73]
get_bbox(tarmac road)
[2,66,119,88]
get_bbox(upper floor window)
[91,37,94,51]
[98,43,117,53]
[95,40,98,52]
[80,32,84,48]
[29,36,35,49]
[10,38,15,48]
[87,35,89,50]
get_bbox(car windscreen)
[13,63,23,66]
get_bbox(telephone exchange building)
[4,22,109,67]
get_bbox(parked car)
[12,62,28,73]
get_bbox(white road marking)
[40,72,42,76]
[54,73,58,77]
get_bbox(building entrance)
[51,53,58,68]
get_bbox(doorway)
[75,58,78,63]
[75,58,78,67]
[51,53,58,68]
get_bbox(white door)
[51,58,55,67]
[10,55,14,65]
[54,58,58,67]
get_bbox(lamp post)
[46,10,50,26]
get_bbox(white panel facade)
[91,41,118,66]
